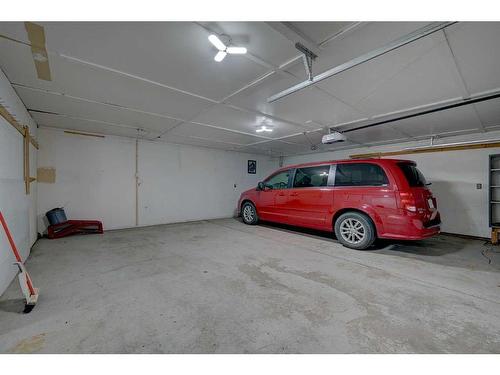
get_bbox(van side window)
[293,165,330,188]
[264,170,291,190]
[335,163,388,187]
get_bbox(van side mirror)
[257,182,265,191]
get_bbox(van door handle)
[278,192,286,196]
[290,192,298,196]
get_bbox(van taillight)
[398,191,417,212]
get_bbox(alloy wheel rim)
[243,205,254,222]
[339,218,366,244]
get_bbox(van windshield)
[398,163,427,187]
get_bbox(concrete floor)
[0,218,499,353]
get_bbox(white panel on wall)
[138,141,277,226]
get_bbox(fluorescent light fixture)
[227,46,247,54]
[208,34,227,51]
[208,34,247,62]
[214,51,227,62]
[256,125,273,133]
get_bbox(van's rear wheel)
[241,202,258,225]
[334,212,376,250]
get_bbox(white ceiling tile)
[354,43,463,115]
[343,125,407,145]
[226,72,301,113]
[250,140,312,155]
[228,72,363,126]
[0,38,214,120]
[191,104,305,139]
[316,32,446,110]
[30,22,269,101]
[289,22,354,44]
[390,105,482,137]
[446,22,500,94]
[0,22,29,42]
[14,85,179,133]
[159,135,266,154]
[281,130,325,148]
[285,22,431,78]
[474,98,500,128]
[166,122,265,145]
[266,86,363,126]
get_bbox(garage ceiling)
[1,21,500,156]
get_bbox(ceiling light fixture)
[208,34,247,62]
[256,125,273,133]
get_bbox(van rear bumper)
[378,212,441,240]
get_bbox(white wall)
[0,69,38,296]
[37,127,278,232]
[138,141,277,226]
[284,131,500,238]
[37,129,136,231]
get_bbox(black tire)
[241,202,259,225]
[334,211,376,250]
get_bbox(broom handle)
[0,211,36,295]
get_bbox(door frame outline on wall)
[135,138,139,226]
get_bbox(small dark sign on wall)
[248,160,256,174]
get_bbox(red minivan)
[238,159,440,249]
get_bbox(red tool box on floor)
[47,220,103,239]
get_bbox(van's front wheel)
[241,202,259,225]
[334,212,376,250]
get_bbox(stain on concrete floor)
[8,333,45,353]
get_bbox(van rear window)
[398,163,427,187]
